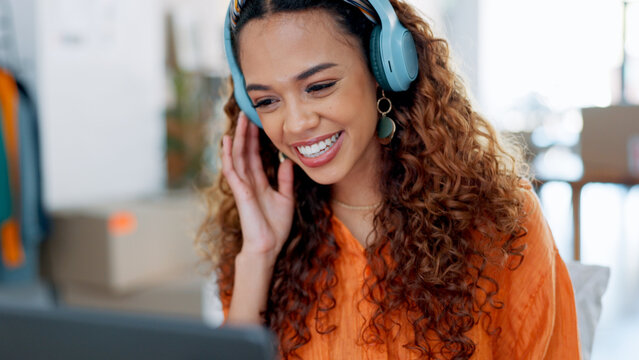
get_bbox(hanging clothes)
[0,91,10,223]
[16,78,48,249]
[0,66,47,284]
[0,66,25,271]
[0,80,11,237]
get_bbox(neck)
[331,139,383,208]
[330,139,383,247]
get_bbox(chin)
[298,166,344,186]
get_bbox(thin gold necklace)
[332,199,382,211]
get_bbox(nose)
[282,98,320,135]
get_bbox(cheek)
[344,92,378,132]
[332,85,377,122]
[260,120,282,147]
[261,120,295,157]
[339,75,378,126]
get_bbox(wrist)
[235,250,277,269]
[229,250,276,325]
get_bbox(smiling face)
[237,9,380,186]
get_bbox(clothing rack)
[0,0,48,284]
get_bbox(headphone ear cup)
[369,26,392,91]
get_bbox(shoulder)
[490,181,580,358]
[518,181,555,269]
[487,182,557,314]
[477,181,554,275]
[500,181,557,305]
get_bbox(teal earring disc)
[377,116,396,145]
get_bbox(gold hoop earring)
[376,90,396,145]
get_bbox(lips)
[292,131,344,168]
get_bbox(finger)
[247,121,269,189]
[223,135,258,204]
[232,112,249,179]
[277,159,295,200]
[221,135,242,188]
[225,135,270,235]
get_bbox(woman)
[196,0,582,358]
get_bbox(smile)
[296,132,342,158]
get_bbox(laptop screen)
[0,305,277,360]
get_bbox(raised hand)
[221,112,295,262]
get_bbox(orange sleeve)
[493,186,582,359]
[544,251,582,359]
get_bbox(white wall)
[4,0,37,91]
[409,0,480,101]
[36,0,166,209]
[165,0,228,75]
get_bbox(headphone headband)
[228,0,246,29]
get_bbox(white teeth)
[296,132,341,158]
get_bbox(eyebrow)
[245,62,337,92]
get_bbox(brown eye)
[253,98,277,108]
[306,81,337,93]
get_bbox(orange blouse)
[225,187,582,359]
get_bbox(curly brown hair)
[196,0,529,358]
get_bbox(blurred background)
[0,0,637,358]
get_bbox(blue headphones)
[223,0,419,128]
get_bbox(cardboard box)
[42,191,204,293]
[581,106,639,181]
[57,272,206,320]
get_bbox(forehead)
[237,10,364,83]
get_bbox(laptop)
[0,305,277,360]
